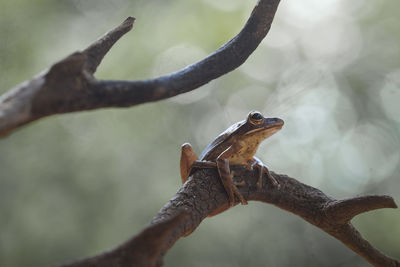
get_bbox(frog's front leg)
[217,143,248,206]
[248,156,279,189]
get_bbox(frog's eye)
[249,111,263,125]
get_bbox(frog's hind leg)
[180,143,199,184]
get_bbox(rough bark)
[62,166,399,267]
[0,0,281,137]
[1,0,398,266]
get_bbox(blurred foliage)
[1,0,400,266]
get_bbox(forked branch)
[63,167,399,267]
[0,0,281,136]
[3,0,397,266]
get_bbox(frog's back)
[200,120,245,160]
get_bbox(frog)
[180,111,284,206]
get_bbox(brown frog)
[180,111,284,206]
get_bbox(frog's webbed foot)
[250,157,279,190]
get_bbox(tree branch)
[5,1,397,266]
[83,17,135,74]
[0,0,281,137]
[324,195,397,224]
[60,212,189,267]
[62,167,399,267]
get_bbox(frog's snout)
[270,118,284,126]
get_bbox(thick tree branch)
[0,0,281,137]
[60,212,189,267]
[62,167,399,267]
[4,0,397,266]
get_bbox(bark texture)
[62,166,399,267]
[0,0,281,136]
[1,0,398,266]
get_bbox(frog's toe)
[233,188,248,205]
[234,180,246,187]
[235,193,248,205]
[265,168,279,187]
[256,165,279,189]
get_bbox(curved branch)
[91,0,281,107]
[62,167,399,267]
[0,0,281,137]
[60,212,189,267]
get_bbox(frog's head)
[237,111,284,141]
[199,111,284,160]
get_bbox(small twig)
[0,17,135,136]
[83,17,135,74]
[61,167,399,267]
[0,0,281,137]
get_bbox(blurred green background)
[1,0,399,266]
